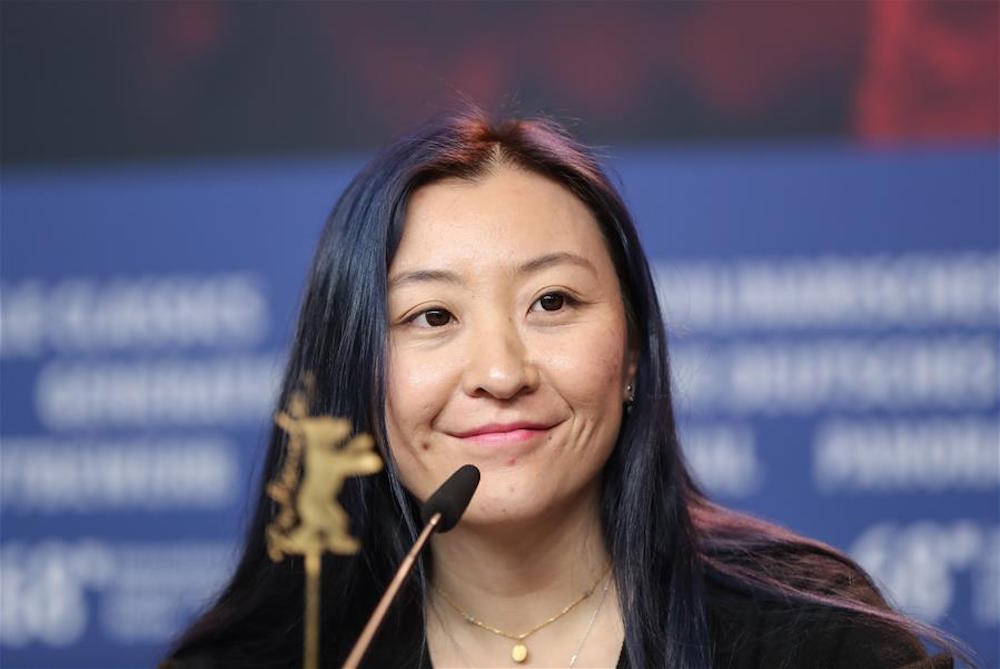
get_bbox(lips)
[447,421,556,443]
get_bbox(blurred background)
[1,1,997,667]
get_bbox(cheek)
[385,346,455,449]
[545,322,627,412]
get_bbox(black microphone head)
[420,465,480,533]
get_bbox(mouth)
[446,421,558,444]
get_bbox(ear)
[624,340,639,396]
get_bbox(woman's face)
[385,165,636,527]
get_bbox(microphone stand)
[342,512,441,669]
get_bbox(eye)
[410,308,454,328]
[532,292,567,312]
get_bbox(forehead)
[393,166,610,270]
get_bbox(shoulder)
[692,503,954,668]
[703,565,952,669]
[157,655,217,669]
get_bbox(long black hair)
[168,111,971,668]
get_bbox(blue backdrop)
[2,146,997,668]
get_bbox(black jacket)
[164,574,953,669]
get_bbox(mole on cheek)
[507,457,516,466]
[421,441,430,451]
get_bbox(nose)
[461,315,539,400]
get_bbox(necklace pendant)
[511,643,528,663]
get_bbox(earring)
[625,383,635,405]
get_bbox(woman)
[164,112,967,668]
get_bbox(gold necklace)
[434,565,612,664]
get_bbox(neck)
[427,480,610,633]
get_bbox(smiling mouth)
[447,422,557,444]
[458,428,548,443]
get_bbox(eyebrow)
[517,251,597,276]
[387,268,462,290]
[388,252,597,290]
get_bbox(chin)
[454,471,582,530]
[458,498,548,529]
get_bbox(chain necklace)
[434,565,612,664]
[568,571,612,668]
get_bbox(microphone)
[343,465,480,669]
[421,464,480,532]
